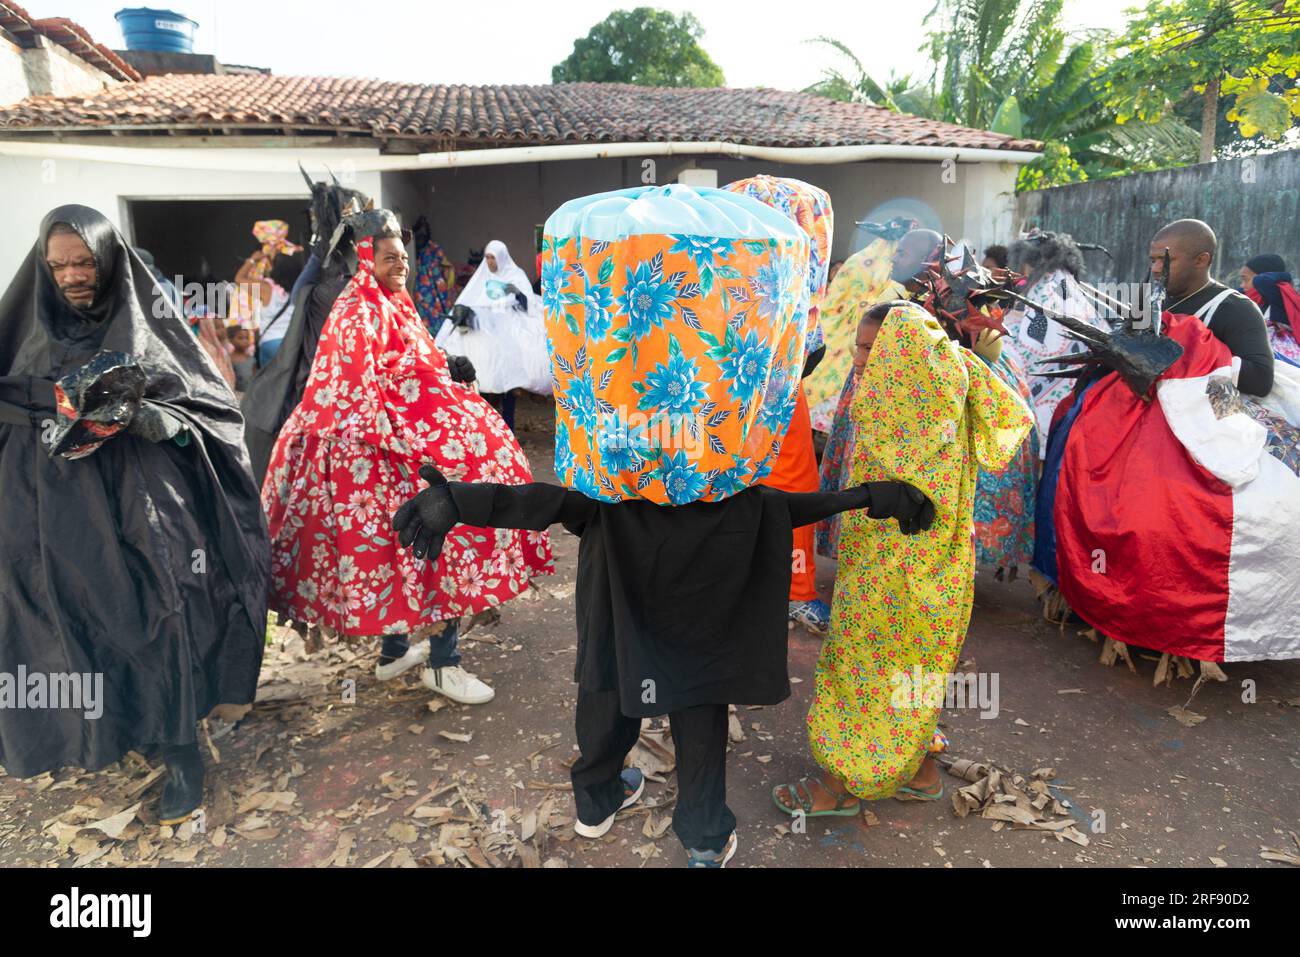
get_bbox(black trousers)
[570,687,735,852]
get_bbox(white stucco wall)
[0,143,1023,288]
[0,147,385,286]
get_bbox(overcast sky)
[34,0,1141,90]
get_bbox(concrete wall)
[0,147,385,287]
[387,154,1022,283]
[0,35,119,105]
[0,35,28,105]
[34,38,115,98]
[1016,149,1300,285]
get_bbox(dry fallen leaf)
[627,723,675,780]
[412,806,455,824]
[387,821,419,844]
[83,803,140,840]
[439,730,473,743]
[727,707,745,743]
[1167,706,1207,728]
[239,827,282,842]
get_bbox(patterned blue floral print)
[572,464,602,499]
[637,349,710,416]
[541,254,568,318]
[596,414,653,473]
[564,369,599,433]
[583,274,616,341]
[719,328,773,405]
[754,256,790,319]
[757,373,798,433]
[710,465,751,498]
[668,234,734,270]
[554,419,576,479]
[542,184,811,505]
[617,259,679,340]
[658,450,710,505]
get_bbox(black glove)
[449,304,476,330]
[391,464,459,560]
[129,404,187,444]
[446,355,476,385]
[865,481,935,535]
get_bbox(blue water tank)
[115,8,198,53]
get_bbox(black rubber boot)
[159,743,205,825]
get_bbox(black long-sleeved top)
[1175,282,1274,396]
[448,481,872,717]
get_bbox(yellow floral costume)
[806,303,1032,799]
[804,237,905,432]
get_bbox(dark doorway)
[127,197,310,289]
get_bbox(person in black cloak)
[390,465,934,866]
[0,205,270,825]
[240,173,366,485]
[241,174,474,485]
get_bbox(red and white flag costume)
[1055,313,1300,662]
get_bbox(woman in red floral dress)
[262,210,552,704]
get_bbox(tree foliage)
[805,1,1202,190]
[552,8,725,87]
[1102,0,1300,160]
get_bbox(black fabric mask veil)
[0,204,269,777]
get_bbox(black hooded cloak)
[0,205,269,777]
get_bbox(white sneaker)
[374,639,429,681]
[574,768,645,839]
[421,665,494,705]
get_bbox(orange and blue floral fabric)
[722,175,832,357]
[542,185,810,505]
[806,302,1032,798]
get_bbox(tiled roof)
[0,74,1041,152]
[0,2,141,82]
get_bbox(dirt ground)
[2,392,1298,869]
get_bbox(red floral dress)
[261,239,552,637]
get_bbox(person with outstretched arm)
[392,463,933,867]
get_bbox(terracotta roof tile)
[0,74,1041,152]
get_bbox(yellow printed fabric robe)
[806,303,1033,799]
[803,237,904,432]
